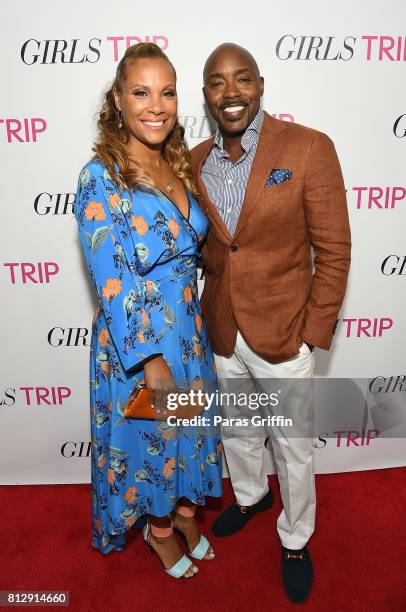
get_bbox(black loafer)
[212,488,274,537]
[282,545,313,604]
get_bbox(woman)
[75,43,222,578]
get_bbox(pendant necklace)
[161,158,175,194]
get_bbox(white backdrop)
[1,0,405,484]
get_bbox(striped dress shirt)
[201,109,264,236]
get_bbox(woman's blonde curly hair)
[93,42,198,196]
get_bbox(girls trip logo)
[0,118,47,142]
[369,375,406,393]
[381,255,406,275]
[275,35,406,60]
[34,193,75,215]
[1,387,71,406]
[61,442,91,458]
[362,35,406,61]
[314,430,379,448]
[107,36,168,61]
[393,114,406,137]
[47,327,90,347]
[3,262,59,284]
[271,113,295,122]
[352,186,406,209]
[21,387,71,405]
[180,113,294,140]
[20,36,168,64]
[341,317,393,338]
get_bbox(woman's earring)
[117,110,123,129]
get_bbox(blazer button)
[230,244,238,252]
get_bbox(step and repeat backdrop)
[1,0,405,484]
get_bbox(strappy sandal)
[143,519,198,579]
[172,506,215,561]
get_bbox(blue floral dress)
[75,159,222,554]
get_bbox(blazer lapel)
[193,138,233,242]
[233,113,288,240]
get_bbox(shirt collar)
[213,109,264,156]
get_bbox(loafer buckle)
[284,552,306,561]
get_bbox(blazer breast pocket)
[265,169,292,187]
[263,171,294,209]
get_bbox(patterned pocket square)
[265,169,292,186]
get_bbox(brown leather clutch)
[123,382,206,420]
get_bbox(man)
[191,43,351,603]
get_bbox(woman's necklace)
[161,158,175,194]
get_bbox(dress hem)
[92,491,222,555]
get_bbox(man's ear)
[259,76,265,98]
[202,85,208,104]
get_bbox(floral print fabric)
[75,160,222,554]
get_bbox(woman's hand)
[143,356,176,413]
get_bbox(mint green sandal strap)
[190,534,210,560]
[165,554,193,578]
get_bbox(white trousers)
[215,331,316,550]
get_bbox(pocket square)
[265,169,292,186]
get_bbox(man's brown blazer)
[191,112,351,364]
